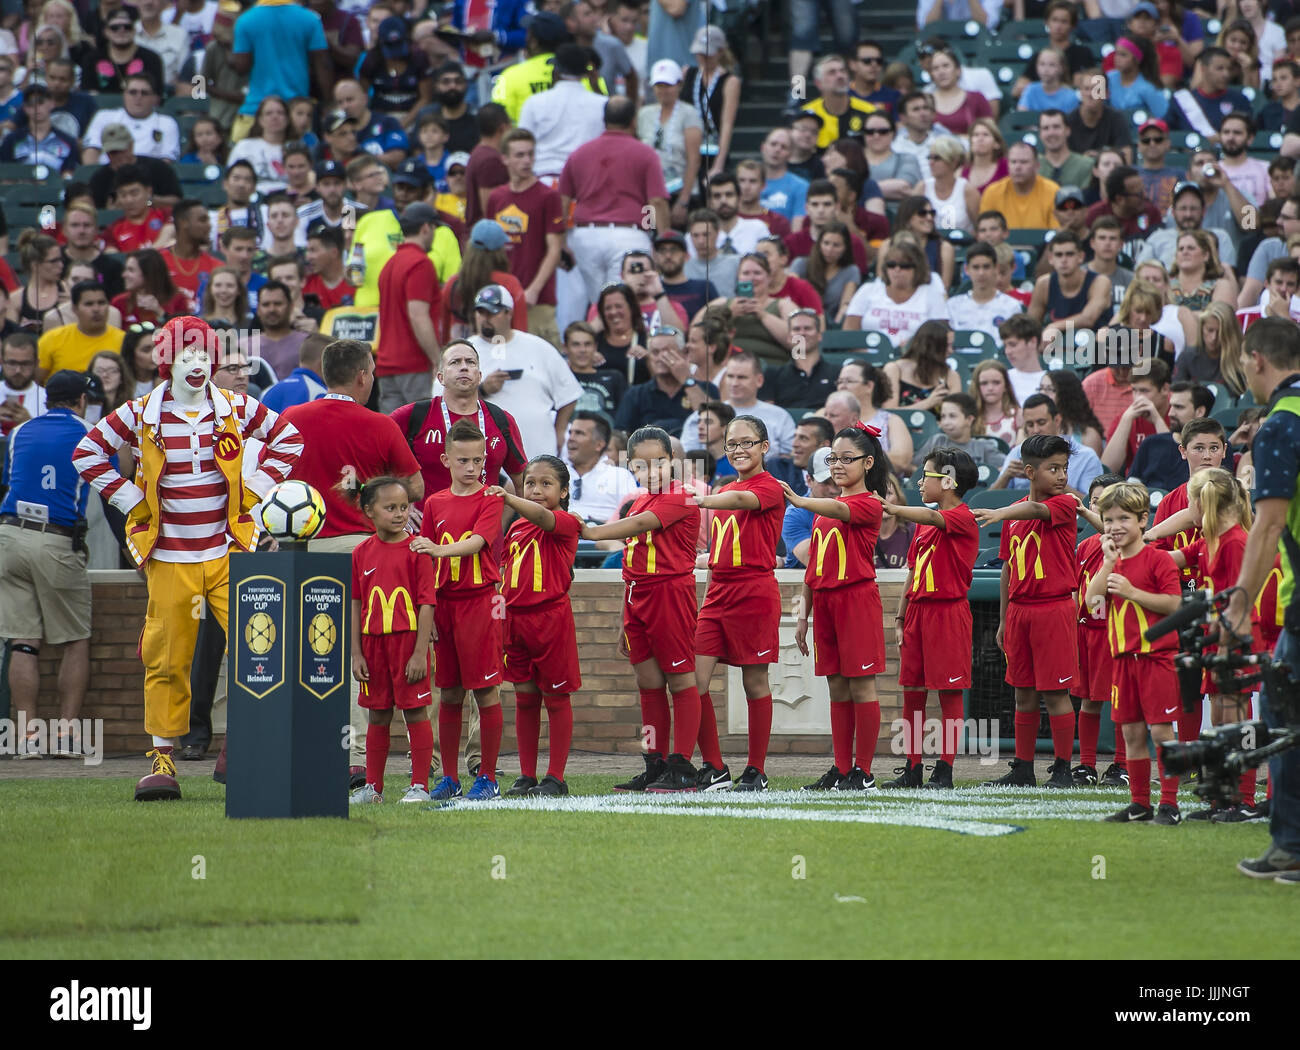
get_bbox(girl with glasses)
[782,422,891,791]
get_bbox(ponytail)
[1188,467,1247,541]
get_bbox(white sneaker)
[54,725,82,758]
[349,783,383,804]
[399,785,432,804]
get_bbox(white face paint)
[171,340,213,407]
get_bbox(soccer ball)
[259,480,326,540]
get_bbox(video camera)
[1143,587,1300,805]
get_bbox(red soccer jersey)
[303,272,355,311]
[1076,533,1106,630]
[420,485,503,594]
[281,395,421,538]
[805,491,882,591]
[906,503,978,601]
[1106,544,1181,656]
[707,471,784,580]
[104,207,170,253]
[1000,493,1077,602]
[390,396,528,494]
[622,486,700,583]
[1255,554,1284,638]
[162,249,220,299]
[352,533,437,635]
[502,507,580,607]
[1181,524,1248,596]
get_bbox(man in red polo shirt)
[558,96,670,310]
[375,202,442,414]
[303,225,354,312]
[280,338,424,788]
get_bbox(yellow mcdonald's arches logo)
[710,514,742,568]
[625,530,657,573]
[440,531,483,584]
[1256,565,1285,624]
[1108,598,1152,654]
[214,432,241,461]
[509,536,543,591]
[364,585,415,634]
[1008,530,1045,582]
[912,544,936,593]
[811,525,847,580]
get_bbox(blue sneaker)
[464,774,500,801]
[430,776,462,801]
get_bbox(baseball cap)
[23,80,50,99]
[650,58,683,85]
[789,108,823,128]
[470,219,507,251]
[1054,186,1085,208]
[324,111,355,135]
[378,15,410,58]
[1139,117,1169,136]
[46,369,105,404]
[653,229,688,249]
[524,11,569,46]
[392,157,430,187]
[399,201,437,230]
[314,158,345,181]
[474,283,515,313]
[690,24,726,56]
[1131,1,1158,16]
[446,151,470,171]
[809,446,833,484]
[1173,179,1204,202]
[101,123,132,152]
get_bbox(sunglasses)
[885,260,915,269]
[106,22,133,30]
[1140,136,1166,144]
[864,127,892,135]
[858,55,883,64]
[916,208,936,217]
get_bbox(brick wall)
[29,569,907,758]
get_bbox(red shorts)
[696,575,781,666]
[1111,651,1180,725]
[812,581,885,678]
[1004,598,1077,692]
[434,591,504,690]
[624,576,698,673]
[504,597,581,694]
[1080,626,1112,704]
[898,598,972,689]
[359,632,431,710]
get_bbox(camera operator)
[1221,317,1300,881]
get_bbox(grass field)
[0,773,1288,959]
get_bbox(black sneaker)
[1104,802,1154,822]
[801,765,844,791]
[1072,763,1098,786]
[983,758,1036,787]
[1186,806,1220,821]
[1257,800,1272,818]
[646,753,698,793]
[925,759,954,789]
[881,760,923,789]
[834,766,878,791]
[697,762,732,791]
[1238,845,1300,879]
[1045,758,1074,789]
[614,754,667,792]
[528,775,569,797]
[1099,763,1129,787]
[1212,802,1266,823]
[504,775,538,798]
[733,766,768,792]
[349,765,367,790]
[1154,803,1182,825]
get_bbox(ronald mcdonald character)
[74,316,303,801]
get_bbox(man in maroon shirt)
[783,178,870,271]
[375,202,442,413]
[1084,166,1163,261]
[465,102,511,226]
[486,127,566,347]
[736,159,792,239]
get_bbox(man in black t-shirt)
[1068,84,1133,161]
[87,125,182,210]
[655,230,718,323]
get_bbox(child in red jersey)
[782,422,890,791]
[880,447,980,791]
[349,477,437,805]
[1074,473,1129,788]
[692,414,785,793]
[973,433,1079,789]
[489,455,582,799]
[582,426,703,793]
[1086,481,1185,825]
[410,420,506,802]
[1160,468,1263,821]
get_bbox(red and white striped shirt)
[74,385,302,563]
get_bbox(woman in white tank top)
[915,137,979,236]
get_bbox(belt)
[574,221,640,229]
[0,514,75,537]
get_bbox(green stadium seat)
[1212,406,1245,432]
[1005,227,1055,249]
[923,19,994,43]
[822,330,895,354]
[983,40,1038,64]
[163,94,209,117]
[967,488,1020,509]
[995,18,1051,40]
[1252,130,1285,152]
[92,93,123,112]
[890,407,940,449]
[1167,129,1207,151]
[998,110,1040,139]
[0,162,60,184]
[952,329,999,354]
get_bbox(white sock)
[152,735,177,749]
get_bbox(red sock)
[670,685,701,759]
[407,718,432,790]
[697,692,723,769]
[438,702,462,783]
[938,691,963,765]
[1156,750,1179,808]
[1178,705,1202,743]
[854,701,881,775]
[365,723,390,795]
[1268,775,1274,800]
[830,701,854,773]
[542,694,572,780]
[1114,722,1128,766]
[516,692,542,779]
[1239,697,1256,805]
[1078,710,1100,768]
[1049,711,1075,762]
[1129,756,1152,808]
[478,704,503,782]
[902,690,927,764]
[747,695,772,772]
[1014,710,1038,763]
[639,688,670,758]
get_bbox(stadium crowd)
[1,0,1299,872]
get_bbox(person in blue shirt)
[1018,48,1080,113]
[230,0,332,140]
[1105,37,1168,119]
[1167,48,1251,134]
[0,369,103,758]
[992,393,1103,500]
[260,332,329,412]
[333,78,409,170]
